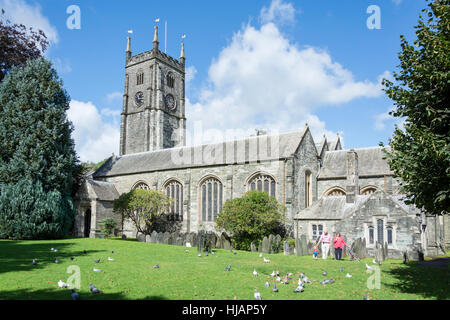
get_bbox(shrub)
[100,217,116,238]
[215,190,286,250]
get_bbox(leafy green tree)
[215,190,286,250]
[0,10,49,81]
[382,0,449,216]
[0,57,78,239]
[0,179,74,240]
[113,188,172,237]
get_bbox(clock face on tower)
[165,94,176,111]
[135,91,144,107]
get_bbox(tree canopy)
[215,190,286,250]
[113,188,172,237]
[382,0,449,215]
[0,10,49,81]
[0,57,78,239]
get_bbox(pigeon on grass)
[71,289,81,300]
[254,289,262,300]
[89,284,101,294]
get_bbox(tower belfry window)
[137,72,144,85]
[167,73,174,88]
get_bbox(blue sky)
[0,0,427,162]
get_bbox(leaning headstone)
[262,236,270,254]
[283,241,291,255]
[250,242,257,252]
[145,234,151,243]
[221,233,232,251]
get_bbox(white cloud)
[186,20,386,145]
[392,0,403,5]
[0,0,59,45]
[374,106,405,132]
[105,91,123,105]
[260,0,296,26]
[52,57,72,74]
[67,100,120,163]
[185,65,197,84]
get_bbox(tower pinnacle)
[153,25,159,50]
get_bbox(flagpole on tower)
[165,20,167,54]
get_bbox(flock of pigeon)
[32,247,118,300]
[32,244,377,300]
[250,252,376,300]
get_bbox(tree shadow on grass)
[384,258,449,300]
[0,287,168,300]
[0,240,105,275]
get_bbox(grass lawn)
[0,238,448,300]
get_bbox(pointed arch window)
[361,186,377,195]
[248,173,276,197]
[305,171,312,208]
[166,73,175,88]
[136,71,144,85]
[165,180,183,221]
[133,182,150,190]
[200,177,223,222]
[377,219,384,244]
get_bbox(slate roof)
[295,195,371,220]
[87,179,120,201]
[318,146,393,179]
[94,129,308,178]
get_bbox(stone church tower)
[119,25,186,155]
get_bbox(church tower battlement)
[119,24,186,156]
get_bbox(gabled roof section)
[87,180,120,201]
[94,129,307,178]
[318,146,392,179]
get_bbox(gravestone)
[383,242,388,260]
[150,231,158,243]
[258,243,262,252]
[162,232,171,244]
[296,235,309,256]
[268,234,275,253]
[137,233,146,242]
[221,233,232,251]
[206,232,217,249]
[250,242,257,252]
[374,242,384,263]
[275,235,282,253]
[283,241,291,255]
[156,232,164,244]
[215,236,223,249]
[176,237,184,246]
[351,237,367,259]
[262,236,270,254]
[145,234,151,243]
[121,234,127,240]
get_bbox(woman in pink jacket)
[333,233,347,260]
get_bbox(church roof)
[295,195,371,220]
[318,146,393,179]
[87,179,120,201]
[94,129,308,178]
[294,190,417,221]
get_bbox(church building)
[74,25,448,259]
